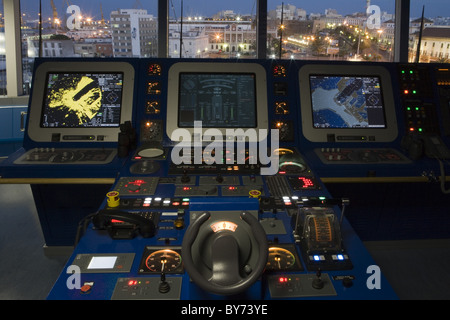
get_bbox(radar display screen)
[309,75,386,129]
[178,73,257,128]
[41,72,124,128]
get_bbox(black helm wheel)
[181,211,268,295]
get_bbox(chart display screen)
[41,72,124,128]
[309,75,386,129]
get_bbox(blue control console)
[2,56,450,301]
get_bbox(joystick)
[312,269,324,290]
[159,272,170,294]
[181,170,190,183]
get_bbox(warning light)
[409,127,415,132]
[404,90,409,94]
[279,277,289,283]
[128,280,138,286]
[298,177,315,189]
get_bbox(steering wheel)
[181,211,268,296]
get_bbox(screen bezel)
[167,62,268,142]
[299,64,398,143]
[27,61,135,143]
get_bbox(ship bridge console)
[2,57,450,302]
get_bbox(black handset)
[423,135,450,160]
[92,209,160,239]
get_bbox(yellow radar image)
[46,75,103,126]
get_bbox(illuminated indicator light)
[128,280,138,286]
[319,196,326,200]
[182,198,190,202]
[183,187,191,191]
[313,255,321,261]
[155,197,162,201]
[407,107,411,111]
[279,277,288,283]
[413,90,417,94]
[210,221,238,233]
[337,254,344,260]
[419,128,423,132]
[163,200,171,204]
[292,196,298,200]
[283,196,290,200]
[142,203,150,207]
[298,177,315,188]
[134,156,142,160]
[415,107,419,111]
[145,197,152,201]
[111,219,124,223]
[410,70,413,74]
[182,202,189,206]
[404,90,409,94]
[229,186,236,190]
[410,127,415,131]
[172,202,180,206]
[278,171,286,174]
[401,70,405,74]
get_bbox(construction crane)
[100,3,105,26]
[50,0,58,28]
[133,0,143,9]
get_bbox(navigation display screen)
[41,72,124,128]
[309,75,386,129]
[178,73,257,128]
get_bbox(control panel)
[4,57,450,302]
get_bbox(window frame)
[1,0,413,101]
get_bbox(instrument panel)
[9,57,450,302]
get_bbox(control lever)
[181,169,190,183]
[158,258,170,294]
[159,272,170,293]
[312,269,324,290]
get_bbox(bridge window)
[0,0,448,98]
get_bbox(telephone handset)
[402,134,450,160]
[423,135,450,160]
[92,209,160,239]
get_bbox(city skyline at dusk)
[19,0,447,22]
